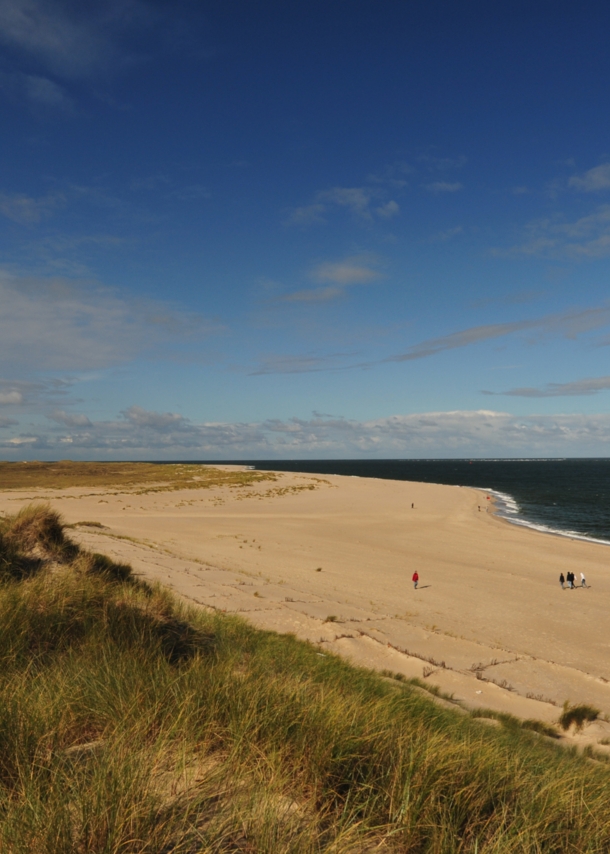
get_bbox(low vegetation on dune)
[1,505,610,852]
[0,460,276,493]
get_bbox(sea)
[195,459,610,547]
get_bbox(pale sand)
[3,468,610,747]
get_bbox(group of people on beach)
[559,571,586,589]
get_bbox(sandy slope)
[2,467,610,746]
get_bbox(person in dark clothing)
[559,573,565,589]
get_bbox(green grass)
[1,505,610,852]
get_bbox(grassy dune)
[1,505,610,852]
[0,460,275,492]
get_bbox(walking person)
[559,573,565,589]
[580,572,587,588]
[567,571,574,589]
[412,571,419,589]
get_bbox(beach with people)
[1,461,609,744]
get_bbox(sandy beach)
[3,466,610,744]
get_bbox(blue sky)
[2,0,610,458]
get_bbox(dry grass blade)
[0,504,609,852]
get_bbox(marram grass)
[0,505,609,852]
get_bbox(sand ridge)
[2,466,610,747]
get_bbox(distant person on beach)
[567,571,574,589]
[559,573,565,589]
[581,572,587,588]
[412,571,419,589]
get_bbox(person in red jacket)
[412,571,419,589]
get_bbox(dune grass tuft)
[1,505,610,851]
[559,702,601,732]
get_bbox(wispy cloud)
[287,203,327,225]
[375,200,400,218]
[424,181,463,193]
[385,304,610,363]
[486,375,610,398]
[287,184,399,226]
[0,70,73,110]
[249,352,357,376]
[0,271,220,372]
[310,257,382,285]
[569,163,610,192]
[0,190,65,224]
[430,225,463,242]
[289,153,465,225]
[277,255,384,304]
[418,154,467,171]
[24,73,73,109]
[279,286,344,304]
[497,205,610,259]
[366,161,412,188]
[317,186,372,217]
[0,0,152,79]
[387,321,534,362]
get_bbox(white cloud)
[424,181,464,193]
[49,409,92,427]
[0,390,23,404]
[123,405,186,431]
[6,408,610,458]
[569,163,610,192]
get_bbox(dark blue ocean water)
[196,459,610,545]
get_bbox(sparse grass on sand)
[0,460,275,493]
[1,504,610,852]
